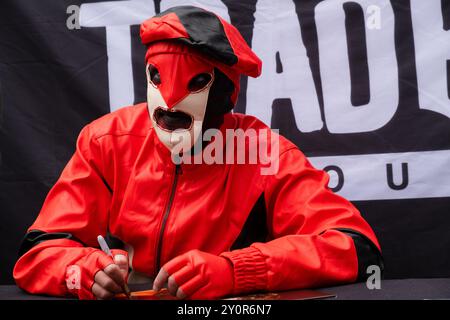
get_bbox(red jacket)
[14,103,382,299]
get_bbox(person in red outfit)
[13,6,383,300]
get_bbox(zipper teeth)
[154,165,180,274]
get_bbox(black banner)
[1,0,449,284]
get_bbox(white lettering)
[247,0,323,132]
[411,0,450,119]
[315,0,398,133]
[310,150,450,201]
[79,0,155,111]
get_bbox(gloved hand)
[153,249,234,299]
[67,248,129,300]
[91,249,129,299]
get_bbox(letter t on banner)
[79,0,155,112]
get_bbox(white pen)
[97,235,131,299]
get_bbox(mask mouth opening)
[153,107,193,131]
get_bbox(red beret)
[140,5,262,79]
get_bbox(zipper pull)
[175,164,182,175]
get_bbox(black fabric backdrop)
[1,0,449,285]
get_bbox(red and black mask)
[146,42,216,153]
[140,5,262,153]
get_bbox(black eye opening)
[188,73,213,92]
[147,64,161,87]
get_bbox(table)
[1,279,449,300]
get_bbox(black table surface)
[1,278,449,300]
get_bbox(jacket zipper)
[154,164,181,274]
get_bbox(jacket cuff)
[71,250,114,300]
[220,246,268,295]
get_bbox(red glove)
[153,249,234,299]
[66,248,128,300]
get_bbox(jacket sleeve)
[13,124,116,299]
[221,147,383,294]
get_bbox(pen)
[97,235,132,299]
